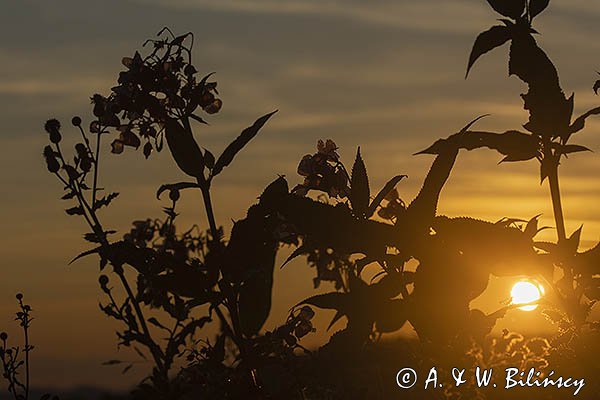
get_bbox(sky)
[0,0,599,392]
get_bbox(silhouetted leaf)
[102,359,123,365]
[486,0,525,19]
[565,225,583,254]
[529,0,550,19]
[524,214,542,238]
[165,118,205,178]
[156,182,200,199]
[65,206,85,216]
[298,292,348,312]
[281,245,307,269]
[350,147,370,218]
[203,149,215,170]
[368,175,407,217]
[69,246,102,265]
[466,25,511,77]
[561,144,592,155]
[147,317,169,331]
[133,346,147,360]
[569,107,600,135]
[212,111,277,177]
[93,192,119,210]
[594,77,600,95]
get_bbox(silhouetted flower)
[44,119,62,143]
[293,139,349,197]
[43,145,60,173]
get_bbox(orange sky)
[1,0,599,391]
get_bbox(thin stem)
[116,272,167,376]
[23,325,29,400]
[92,129,102,208]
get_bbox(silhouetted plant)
[0,295,57,400]
[28,2,600,398]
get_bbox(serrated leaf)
[486,0,526,19]
[93,192,119,211]
[466,25,512,78]
[350,147,370,218]
[367,175,407,217]
[529,0,550,19]
[212,111,277,177]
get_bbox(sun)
[510,280,544,311]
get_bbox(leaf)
[350,147,370,218]
[133,346,147,360]
[102,359,122,365]
[534,241,557,253]
[147,317,169,331]
[298,292,348,312]
[165,118,205,178]
[203,149,215,170]
[93,192,119,211]
[486,0,526,19]
[212,111,277,177]
[280,245,307,269]
[565,225,583,254]
[65,206,85,216]
[367,175,407,217]
[524,214,542,238]
[529,0,550,19]
[69,246,102,265]
[466,25,512,78]
[569,107,600,135]
[327,310,345,331]
[561,144,592,156]
[156,182,200,199]
[594,79,600,95]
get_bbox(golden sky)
[0,0,599,391]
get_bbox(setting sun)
[511,280,544,311]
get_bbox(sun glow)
[511,280,544,311]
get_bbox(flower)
[44,119,62,143]
[292,139,349,198]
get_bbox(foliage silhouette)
[0,1,597,398]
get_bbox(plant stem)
[548,167,567,242]
[92,130,102,208]
[23,324,29,400]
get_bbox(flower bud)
[169,189,180,202]
[71,116,82,126]
[44,119,62,144]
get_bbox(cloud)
[132,0,491,34]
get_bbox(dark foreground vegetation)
[2,1,600,399]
